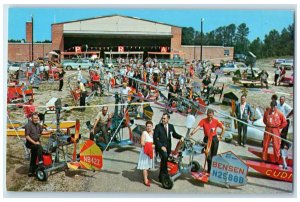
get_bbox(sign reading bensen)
[210,151,249,187]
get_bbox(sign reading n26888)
[210,151,249,187]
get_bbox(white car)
[220,63,259,75]
[281,59,294,70]
[8,63,20,72]
[62,59,93,70]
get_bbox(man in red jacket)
[262,101,287,163]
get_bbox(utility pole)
[200,18,204,62]
[193,31,196,60]
[31,15,34,62]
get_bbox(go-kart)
[160,138,205,189]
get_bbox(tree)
[249,37,263,59]
[235,23,250,53]
[263,29,281,57]
[182,27,196,45]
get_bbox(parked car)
[8,63,21,73]
[220,63,259,75]
[281,59,294,70]
[62,59,93,70]
[273,58,286,67]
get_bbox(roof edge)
[51,14,182,28]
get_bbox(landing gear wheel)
[36,167,48,181]
[191,161,201,172]
[208,97,215,104]
[161,175,174,189]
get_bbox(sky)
[7,7,295,42]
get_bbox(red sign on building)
[75,46,82,53]
[118,46,125,52]
[161,46,168,53]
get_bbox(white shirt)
[120,87,131,96]
[128,71,134,77]
[153,67,160,74]
[240,102,246,119]
[277,102,292,117]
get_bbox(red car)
[280,73,294,86]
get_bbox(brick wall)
[26,22,32,43]
[180,46,234,63]
[8,43,52,62]
[51,24,64,51]
[171,26,182,52]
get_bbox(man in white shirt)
[120,82,131,110]
[165,69,171,84]
[277,96,293,149]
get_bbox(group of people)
[22,56,294,187]
[137,110,225,187]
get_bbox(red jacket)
[263,108,287,129]
[143,142,154,159]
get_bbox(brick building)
[8,15,233,63]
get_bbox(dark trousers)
[203,135,219,173]
[59,80,63,91]
[95,123,109,144]
[158,149,169,179]
[274,74,280,86]
[80,91,87,111]
[25,141,43,173]
[237,119,248,145]
[281,119,290,149]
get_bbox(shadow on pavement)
[103,157,137,165]
[122,169,142,183]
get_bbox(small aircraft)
[8,98,103,181]
[86,92,134,151]
[67,76,97,106]
[7,84,34,104]
[7,97,77,137]
[216,107,266,144]
[246,147,293,182]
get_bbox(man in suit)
[235,95,254,146]
[154,113,184,182]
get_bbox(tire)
[161,175,174,189]
[191,161,201,172]
[36,167,48,181]
[66,66,72,71]
[225,137,232,143]
[208,97,215,104]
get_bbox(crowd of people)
[16,55,293,188]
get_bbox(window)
[224,50,230,56]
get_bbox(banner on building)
[118,46,125,52]
[161,46,168,53]
[75,46,82,53]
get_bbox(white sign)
[210,151,248,187]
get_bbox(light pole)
[31,15,34,62]
[193,31,196,60]
[200,18,204,62]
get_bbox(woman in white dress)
[137,121,155,186]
